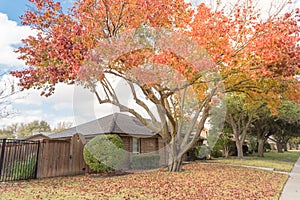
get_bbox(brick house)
[48,113,205,167]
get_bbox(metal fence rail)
[0,139,40,182]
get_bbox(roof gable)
[49,113,156,139]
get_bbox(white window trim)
[132,138,140,153]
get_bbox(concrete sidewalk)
[280,156,300,200]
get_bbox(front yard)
[0,163,287,199]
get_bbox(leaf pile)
[0,163,287,199]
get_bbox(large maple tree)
[11,0,300,171]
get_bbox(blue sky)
[0,0,27,24]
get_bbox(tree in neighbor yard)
[17,120,51,138]
[229,99,300,157]
[226,87,300,158]
[250,104,273,157]
[268,101,300,153]
[225,94,264,159]
[0,123,18,139]
[11,0,300,171]
[289,136,300,150]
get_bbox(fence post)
[0,139,7,179]
[34,141,41,179]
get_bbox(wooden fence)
[0,133,91,181]
[36,133,91,179]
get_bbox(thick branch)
[127,80,158,124]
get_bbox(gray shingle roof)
[48,113,156,139]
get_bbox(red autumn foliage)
[10,0,299,101]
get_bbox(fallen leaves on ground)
[0,163,287,200]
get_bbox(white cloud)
[0,81,115,128]
[23,109,43,116]
[13,89,43,106]
[0,13,35,68]
[13,83,75,107]
[0,113,43,128]
[0,82,74,128]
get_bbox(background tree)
[11,0,300,171]
[269,101,300,153]
[225,95,262,159]
[249,104,273,157]
[289,136,300,150]
[17,120,51,138]
[212,127,233,158]
[0,123,18,139]
[52,121,72,132]
[0,127,14,139]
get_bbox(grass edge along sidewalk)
[206,150,300,172]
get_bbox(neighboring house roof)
[32,132,53,136]
[48,113,157,139]
[23,134,50,141]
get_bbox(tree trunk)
[168,158,183,172]
[236,140,244,159]
[257,138,265,157]
[277,142,284,153]
[224,146,229,158]
[167,141,183,172]
[284,142,288,152]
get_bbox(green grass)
[209,150,300,172]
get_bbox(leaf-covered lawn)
[209,150,300,172]
[0,163,287,200]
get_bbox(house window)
[133,138,140,153]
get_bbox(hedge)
[130,153,160,170]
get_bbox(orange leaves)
[191,3,231,64]
[14,0,193,95]
[11,0,300,105]
[190,0,300,107]
[249,13,300,78]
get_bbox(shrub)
[11,154,37,180]
[264,141,271,152]
[83,135,125,173]
[247,135,257,154]
[212,136,236,158]
[194,145,211,159]
[211,137,225,158]
[211,147,223,158]
[130,153,160,170]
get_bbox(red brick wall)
[120,136,131,169]
[140,138,158,153]
[121,136,169,167]
[120,136,131,152]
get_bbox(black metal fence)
[0,139,40,182]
